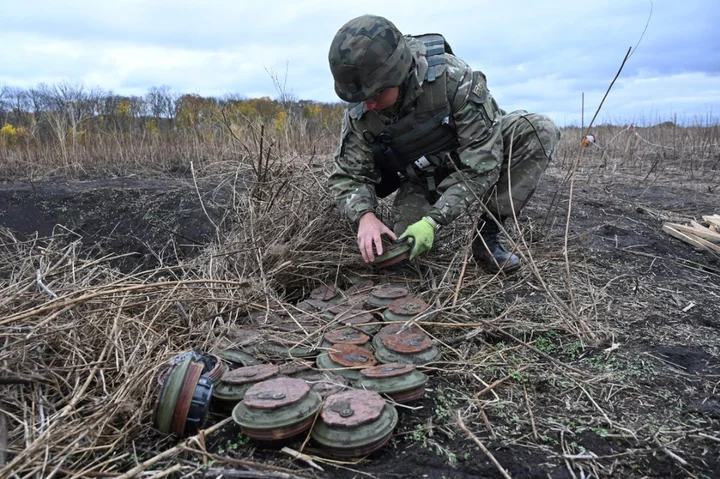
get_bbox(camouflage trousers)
[392,110,561,235]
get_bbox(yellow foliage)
[118,99,132,118]
[274,111,287,135]
[147,119,160,135]
[303,103,323,119]
[0,123,27,147]
[176,94,219,128]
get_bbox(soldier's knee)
[531,114,560,141]
[522,113,560,155]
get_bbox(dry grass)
[1,117,719,478]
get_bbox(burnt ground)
[1,169,719,478]
[0,177,231,271]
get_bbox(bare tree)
[0,85,8,125]
[146,85,177,131]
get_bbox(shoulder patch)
[466,70,496,123]
[468,71,489,104]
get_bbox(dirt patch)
[0,177,231,271]
[642,345,719,375]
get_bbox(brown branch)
[457,412,512,479]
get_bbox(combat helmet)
[328,15,412,103]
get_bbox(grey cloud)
[0,0,718,127]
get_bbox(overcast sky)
[1,0,718,126]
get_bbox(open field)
[1,111,719,478]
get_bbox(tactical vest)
[348,34,460,188]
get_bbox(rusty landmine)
[323,434,394,459]
[185,376,214,436]
[295,299,329,313]
[272,313,324,331]
[360,362,415,379]
[243,377,310,410]
[338,312,379,334]
[372,242,411,270]
[311,390,398,458]
[371,284,409,300]
[277,360,313,376]
[367,284,409,309]
[222,364,279,385]
[256,337,319,360]
[324,328,371,346]
[218,349,260,367]
[233,377,323,441]
[321,390,385,427]
[171,362,204,436]
[389,298,428,316]
[376,322,418,340]
[327,301,364,316]
[300,372,349,398]
[310,285,340,302]
[154,357,191,434]
[240,417,317,441]
[151,369,171,423]
[327,344,377,368]
[387,387,427,404]
[357,363,428,404]
[382,328,434,354]
[344,279,376,296]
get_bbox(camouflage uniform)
[327,17,561,236]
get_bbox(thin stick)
[479,408,495,439]
[35,269,58,299]
[522,385,539,440]
[457,412,512,479]
[583,47,632,138]
[280,447,324,472]
[696,432,720,443]
[653,435,691,471]
[452,211,482,307]
[147,463,184,478]
[181,447,312,478]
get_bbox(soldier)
[327,14,561,272]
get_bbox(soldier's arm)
[426,57,504,226]
[327,112,382,223]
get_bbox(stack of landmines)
[662,215,720,256]
[152,280,440,458]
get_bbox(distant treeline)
[0,82,345,150]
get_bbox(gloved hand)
[397,218,436,260]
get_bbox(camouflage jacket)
[327,37,505,227]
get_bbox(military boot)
[472,218,521,273]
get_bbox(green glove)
[398,217,436,260]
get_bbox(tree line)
[0,82,344,150]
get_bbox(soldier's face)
[364,87,399,111]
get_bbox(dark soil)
[0,177,229,271]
